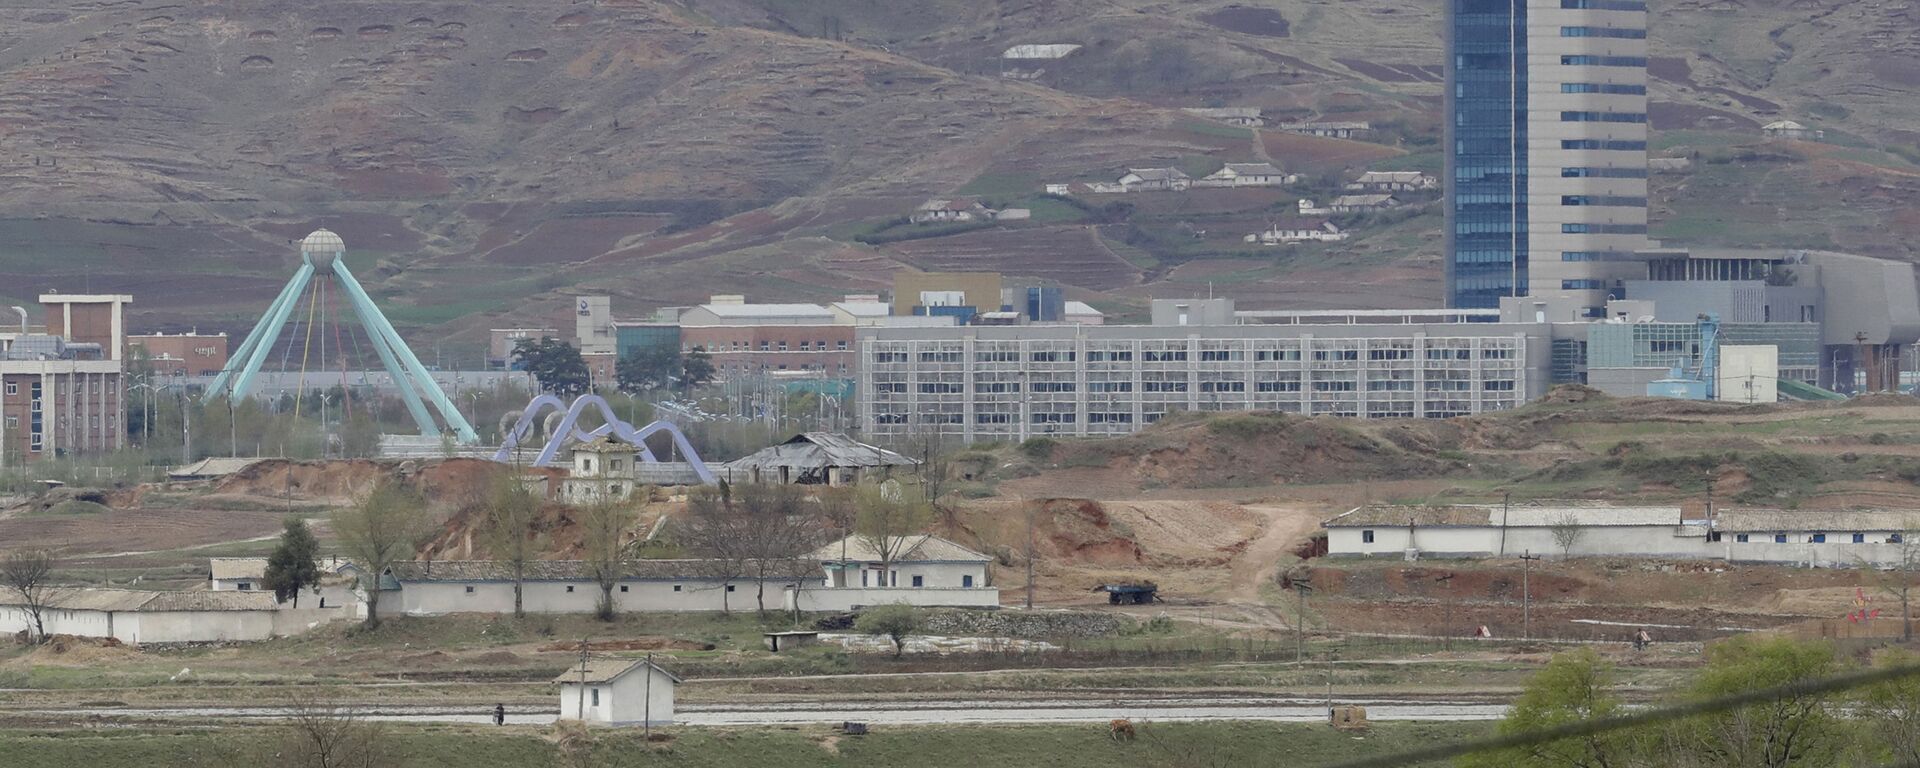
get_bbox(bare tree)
[479,470,545,618]
[678,483,751,615]
[854,482,934,585]
[1549,513,1585,559]
[278,695,392,768]
[733,483,827,616]
[0,549,55,644]
[577,495,638,621]
[332,481,433,628]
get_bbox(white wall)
[839,561,987,590]
[0,606,306,644]
[559,670,674,725]
[1328,524,1709,558]
[786,586,1002,612]
[393,578,763,616]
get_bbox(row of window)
[1562,110,1647,123]
[1562,0,1647,9]
[1563,139,1646,151]
[1560,55,1648,68]
[1712,532,1902,544]
[1561,167,1647,178]
[1561,251,1634,261]
[2,379,109,396]
[1562,195,1648,207]
[1560,26,1645,38]
[1562,223,1648,234]
[1561,82,1647,95]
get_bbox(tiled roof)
[1326,503,1687,528]
[808,534,993,563]
[1714,508,1920,533]
[0,587,280,612]
[1124,168,1190,181]
[384,559,816,583]
[553,658,682,685]
[1220,163,1284,176]
[208,557,268,581]
[724,432,919,472]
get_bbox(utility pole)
[1519,551,1540,641]
[643,652,654,739]
[228,397,237,458]
[1704,468,1714,524]
[1498,490,1511,556]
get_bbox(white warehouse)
[1324,503,1702,559]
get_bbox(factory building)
[0,294,131,463]
[858,299,1547,444]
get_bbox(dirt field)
[0,506,288,556]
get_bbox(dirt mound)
[537,637,714,652]
[1046,412,1463,490]
[216,458,556,503]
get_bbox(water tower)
[205,229,479,443]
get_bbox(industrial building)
[858,299,1547,443]
[128,331,229,377]
[0,294,131,463]
[1446,0,1653,314]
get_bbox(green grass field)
[0,721,1486,768]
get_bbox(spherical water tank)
[300,229,346,269]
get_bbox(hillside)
[1,0,1917,354]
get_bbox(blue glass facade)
[1447,0,1527,309]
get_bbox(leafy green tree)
[332,481,433,628]
[1861,649,1920,766]
[855,603,922,657]
[680,347,715,390]
[615,345,680,393]
[512,337,590,396]
[263,518,322,607]
[1459,649,1627,768]
[1684,636,1847,768]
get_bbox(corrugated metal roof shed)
[723,433,919,472]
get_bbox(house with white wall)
[1117,168,1192,192]
[1200,163,1291,188]
[556,658,679,726]
[562,436,643,504]
[208,556,360,611]
[1249,218,1347,245]
[791,534,1000,611]
[1323,503,1702,559]
[1347,171,1437,192]
[1712,509,1920,567]
[377,560,810,616]
[0,587,344,644]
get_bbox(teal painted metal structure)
[204,230,480,443]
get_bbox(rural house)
[208,556,361,610]
[1271,121,1372,139]
[556,658,680,726]
[1322,503,1701,559]
[0,587,346,644]
[1117,167,1192,192]
[1347,171,1437,192]
[717,432,918,485]
[794,534,1000,611]
[1249,218,1348,245]
[1200,162,1291,188]
[911,198,992,223]
[1181,107,1265,127]
[1762,120,1824,141]
[1712,509,1920,567]
[376,560,814,616]
[1330,194,1402,213]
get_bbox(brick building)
[129,332,229,377]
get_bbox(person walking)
[493,703,506,726]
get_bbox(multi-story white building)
[858,301,1549,444]
[0,294,131,464]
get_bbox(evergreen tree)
[262,518,322,607]
[512,337,591,395]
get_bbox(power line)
[1320,661,1920,768]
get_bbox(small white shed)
[556,658,680,726]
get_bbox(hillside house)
[1200,162,1290,188]
[1348,171,1437,192]
[1001,44,1082,60]
[556,658,679,726]
[911,198,992,223]
[1762,120,1824,141]
[717,432,918,486]
[1182,107,1265,127]
[1249,218,1348,245]
[795,534,1000,611]
[1713,509,1919,567]
[562,436,641,504]
[1044,183,1071,195]
[0,587,346,644]
[1330,194,1402,213]
[1272,121,1371,139]
[376,560,814,616]
[1296,199,1331,215]
[1117,167,1192,192]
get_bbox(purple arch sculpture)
[493,394,716,484]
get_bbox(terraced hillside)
[0,0,1916,358]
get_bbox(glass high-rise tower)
[1445,0,1651,316]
